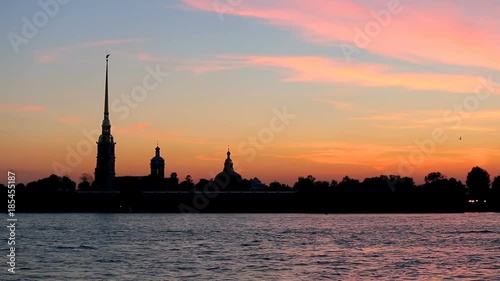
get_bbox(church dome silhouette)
[150,143,165,179]
[214,148,242,190]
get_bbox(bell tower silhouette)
[94,54,116,189]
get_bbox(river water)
[5,213,499,280]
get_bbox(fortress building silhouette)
[91,55,235,189]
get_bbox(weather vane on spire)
[106,53,110,60]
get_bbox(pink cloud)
[0,104,45,112]
[115,122,151,134]
[36,54,56,63]
[195,154,220,161]
[360,109,500,122]
[135,122,151,130]
[352,113,410,121]
[81,38,142,48]
[182,0,500,70]
[137,52,153,61]
[351,109,500,130]
[181,54,485,94]
[137,53,244,74]
[312,98,354,110]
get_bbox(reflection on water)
[10,213,500,280]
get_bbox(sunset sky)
[1,0,500,185]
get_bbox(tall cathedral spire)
[95,53,116,189]
[101,53,111,135]
[104,53,110,118]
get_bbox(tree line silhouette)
[4,166,499,213]
[4,166,500,199]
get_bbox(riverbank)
[11,189,497,213]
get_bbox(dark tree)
[466,166,490,199]
[195,178,211,191]
[166,172,179,190]
[78,173,93,190]
[330,180,338,189]
[447,177,466,192]
[26,174,75,191]
[80,173,93,183]
[421,174,464,194]
[425,172,446,184]
[293,175,316,190]
[60,176,76,191]
[313,180,330,190]
[268,181,291,191]
[77,181,90,190]
[338,176,360,189]
[393,176,416,192]
[362,176,393,192]
[180,175,195,190]
[492,176,500,193]
[268,181,281,191]
[306,175,315,183]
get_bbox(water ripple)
[12,213,500,280]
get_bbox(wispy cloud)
[195,154,220,161]
[352,113,412,121]
[312,98,354,110]
[136,52,243,74]
[272,141,410,172]
[449,125,498,133]
[270,140,500,174]
[0,104,45,112]
[351,109,500,130]
[181,0,500,70]
[80,38,143,48]
[35,38,144,63]
[177,55,484,94]
[135,122,151,130]
[115,122,152,134]
[36,54,56,63]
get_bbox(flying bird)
[106,53,110,59]
[459,137,462,140]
